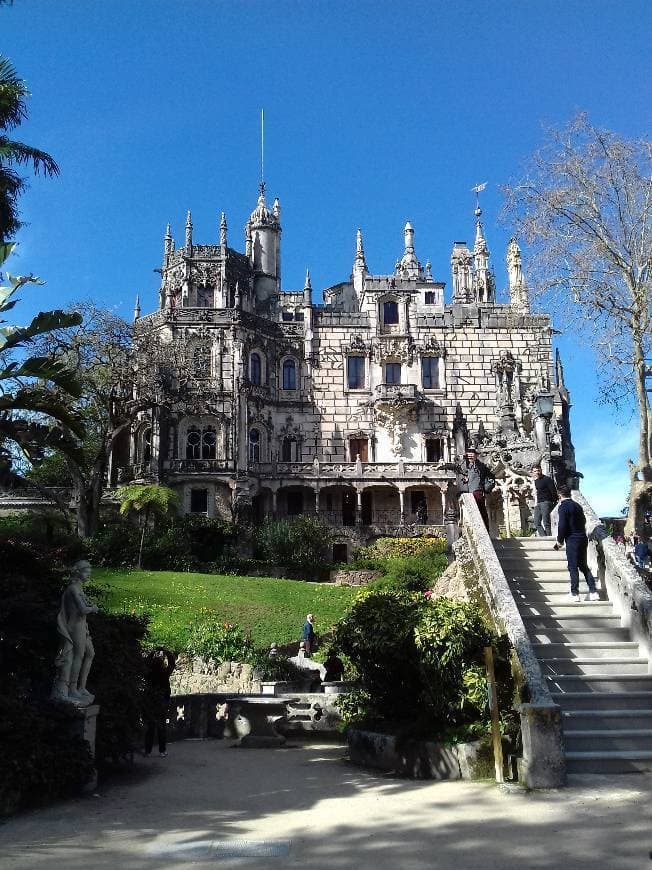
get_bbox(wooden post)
[484,645,504,783]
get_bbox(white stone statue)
[51,560,99,706]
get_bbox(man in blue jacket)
[553,485,599,602]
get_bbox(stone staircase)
[494,536,652,774]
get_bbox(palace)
[121,184,576,558]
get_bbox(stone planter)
[261,680,306,696]
[322,681,356,695]
[347,729,496,781]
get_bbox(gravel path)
[0,740,649,869]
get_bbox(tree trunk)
[625,328,652,535]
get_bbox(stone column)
[271,488,278,519]
[355,488,363,526]
[440,488,447,525]
[398,488,406,525]
[314,487,320,516]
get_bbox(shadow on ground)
[0,740,650,869]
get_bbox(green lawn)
[93,568,357,652]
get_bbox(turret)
[507,237,529,312]
[396,221,423,278]
[185,210,193,253]
[303,268,313,306]
[248,182,281,303]
[352,228,368,297]
[451,242,473,303]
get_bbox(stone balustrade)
[459,492,566,788]
[573,490,652,663]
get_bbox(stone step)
[539,657,649,676]
[529,628,631,644]
[504,569,574,581]
[565,750,652,774]
[508,580,576,593]
[563,709,652,731]
[518,601,613,618]
[532,642,640,659]
[551,691,652,711]
[495,540,557,551]
[514,591,606,605]
[564,730,652,753]
[498,548,568,570]
[523,614,622,632]
[546,674,652,693]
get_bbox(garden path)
[0,740,649,869]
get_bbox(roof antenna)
[259,108,265,197]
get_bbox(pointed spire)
[220,212,227,247]
[133,293,141,322]
[185,210,193,250]
[164,223,173,258]
[555,348,566,389]
[303,268,312,305]
[272,197,281,219]
[474,210,488,255]
[507,237,528,311]
[353,228,368,272]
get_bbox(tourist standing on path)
[531,464,557,536]
[553,485,598,602]
[144,647,176,757]
[460,447,494,531]
[302,614,316,656]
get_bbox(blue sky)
[3,0,651,515]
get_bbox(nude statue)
[51,560,99,706]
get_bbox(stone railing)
[251,460,453,481]
[459,493,566,788]
[374,383,419,401]
[573,490,652,662]
[165,458,235,473]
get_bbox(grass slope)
[94,568,357,651]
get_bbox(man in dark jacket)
[531,464,557,536]
[302,613,315,656]
[553,486,598,602]
[460,447,494,531]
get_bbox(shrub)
[84,515,237,571]
[253,517,332,577]
[351,538,448,593]
[248,650,307,682]
[0,537,150,800]
[186,617,253,663]
[0,697,94,816]
[335,587,512,741]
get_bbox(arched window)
[186,426,201,460]
[249,428,261,463]
[141,428,152,466]
[202,427,217,459]
[193,344,211,378]
[250,352,262,385]
[282,358,297,391]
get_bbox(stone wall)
[330,569,382,586]
[170,658,260,696]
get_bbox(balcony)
[250,460,453,481]
[165,459,235,474]
[373,383,421,413]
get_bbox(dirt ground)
[0,740,650,870]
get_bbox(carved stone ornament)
[419,336,443,357]
[373,336,415,365]
[344,334,369,355]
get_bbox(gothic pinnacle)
[185,210,193,249]
[133,293,141,322]
[354,228,368,271]
[220,211,228,246]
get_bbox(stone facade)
[119,185,576,551]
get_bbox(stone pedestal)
[518,702,566,788]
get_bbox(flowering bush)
[186,617,253,663]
